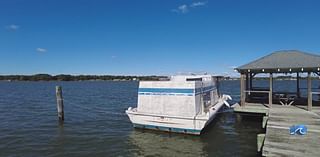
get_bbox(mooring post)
[56,86,64,121]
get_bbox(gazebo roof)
[236,50,320,73]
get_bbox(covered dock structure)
[233,50,320,156]
[235,50,320,111]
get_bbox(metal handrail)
[244,90,270,93]
[298,88,319,90]
[312,92,320,95]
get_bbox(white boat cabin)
[137,75,220,117]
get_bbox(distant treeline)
[225,75,319,80]
[0,74,166,81]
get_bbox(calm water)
[1,80,317,157]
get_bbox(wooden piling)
[56,86,64,121]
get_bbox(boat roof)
[170,75,215,82]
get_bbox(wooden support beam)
[297,72,300,98]
[250,73,253,90]
[244,90,270,93]
[246,73,249,101]
[246,73,249,90]
[269,73,273,107]
[307,72,312,111]
[240,73,246,106]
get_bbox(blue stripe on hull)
[138,92,194,96]
[138,86,216,96]
[138,88,194,94]
[132,123,201,135]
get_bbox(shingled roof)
[236,50,320,73]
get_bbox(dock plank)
[262,105,320,157]
[233,103,269,114]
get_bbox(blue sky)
[1,0,320,76]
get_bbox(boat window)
[203,92,211,107]
[186,78,202,81]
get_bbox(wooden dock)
[234,103,320,157]
[233,103,269,115]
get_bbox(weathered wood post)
[56,86,64,121]
[240,73,246,106]
[246,73,249,101]
[269,73,273,107]
[307,72,312,111]
[246,73,249,91]
[250,73,253,90]
[297,72,301,98]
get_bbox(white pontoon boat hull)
[126,97,229,135]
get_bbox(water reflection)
[127,112,262,157]
[128,129,207,157]
[0,81,265,157]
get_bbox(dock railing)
[244,90,272,106]
[312,91,320,103]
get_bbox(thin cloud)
[172,4,189,14]
[6,24,20,31]
[228,66,238,69]
[178,4,189,13]
[190,1,207,7]
[111,55,117,59]
[172,2,207,14]
[36,48,47,53]
[223,72,230,76]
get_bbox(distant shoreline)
[0,74,318,82]
[0,74,166,81]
